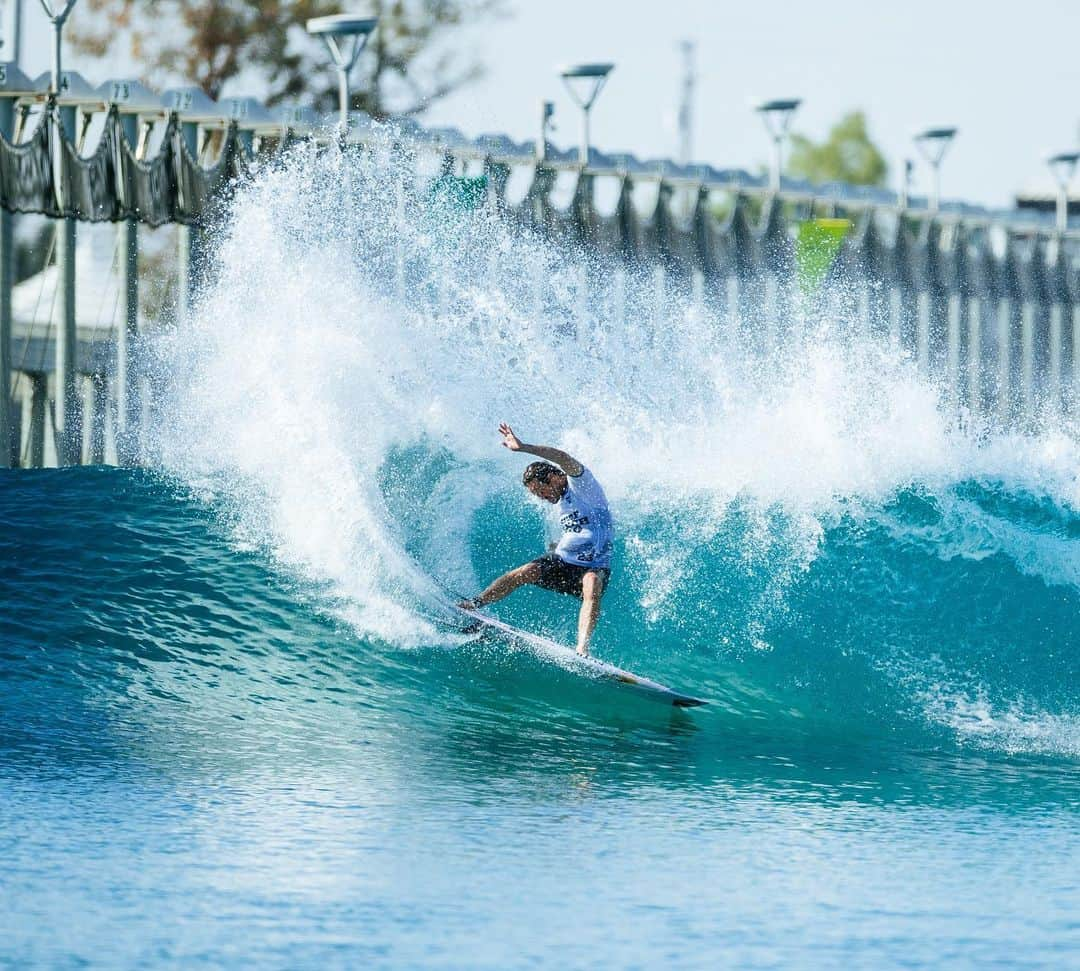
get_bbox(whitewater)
[2,139,1078,967]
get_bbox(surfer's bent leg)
[461,561,542,609]
[576,570,604,657]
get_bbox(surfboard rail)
[452,607,707,709]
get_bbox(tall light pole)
[913,126,957,213]
[306,14,378,133]
[1047,151,1079,233]
[38,0,79,93]
[3,0,24,65]
[559,62,614,167]
[898,157,915,209]
[38,0,83,464]
[537,99,555,160]
[0,63,30,467]
[754,98,801,192]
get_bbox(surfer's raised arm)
[498,423,583,477]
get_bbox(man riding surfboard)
[459,423,614,656]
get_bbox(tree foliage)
[787,111,888,187]
[70,0,505,117]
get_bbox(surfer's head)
[522,462,566,503]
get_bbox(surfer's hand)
[499,423,524,451]
[458,597,482,611]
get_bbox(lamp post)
[35,0,87,462]
[37,0,79,93]
[913,126,957,213]
[0,64,31,467]
[754,98,801,192]
[306,14,378,133]
[5,0,23,65]
[559,62,614,166]
[898,158,914,209]
[538,99,555,160]
[1047,151,1079,233]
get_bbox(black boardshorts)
[530,553,611,600]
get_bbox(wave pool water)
[3,143,1079,967]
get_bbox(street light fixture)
[559,62,614,166]
[306,14,378,132]
[913,126,957,213]
[754,98,801,192]
[1047,151,1079,233]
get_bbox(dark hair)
[522,461,560,486]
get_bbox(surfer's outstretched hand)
[499,423,523,451]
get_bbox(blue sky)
[16,0,1080,207]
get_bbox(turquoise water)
[4,146,1080,966]
[3,469,1078,967]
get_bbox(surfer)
[459,423,613,656]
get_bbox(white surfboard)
[453,607,707,709]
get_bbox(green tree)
[787,110,888,187]
[71,0,505,117]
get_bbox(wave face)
[4,143,1080,968]
[3,466,1078,763]
[136,142,1080,759]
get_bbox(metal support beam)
[115,220,139,463]
[966,297,983,419]
[89,372,107,463]
[996,298,1013,421]
[54,101,81,464]
[946,293,962,404]
[177,224,202,324]
[1048,304,1064,417]
[114,112,140,464]
[27,372,46,467]
[0,97,12,467]
[54,209,79,464]
[176,118,201,327]
[0,202,10,468]
[1019,303,1036,420]
[916,291,931,374]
